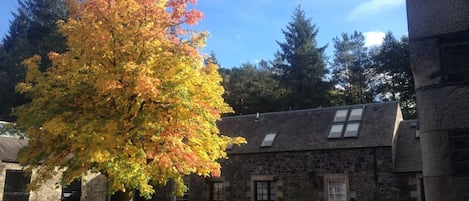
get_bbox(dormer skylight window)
[333,110,348,122]
[348,108,363,121]
[328,107,364,139]
[329,124,344,138]
[344,122,360,137]
[261,133,276,147]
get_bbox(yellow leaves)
[232,136,248,145]
[91,150,112,163]
[135,72,161,98]
[21,55,44,84]
[156,0,169,8]
[14,0,246,198]
[15,82,33,94]
[48,51,60,60]
[104,80,124,90]
[190,31,208,48]
[136,0,168,8]
[42,117,68,136]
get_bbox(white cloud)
[363,31,385,47]
[348,0,405,20]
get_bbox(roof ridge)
[222,101,399,120]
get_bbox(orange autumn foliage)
[14,0,245,198]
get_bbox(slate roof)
[0,102,406,162]
[218,101,401,154]
[394,120,422,172]
[0,121,28,162]
[0,136,28,163]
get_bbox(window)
[329,107,364,139]
[344,123,360,137]
[333,110,348,122]
[327,180,347,201]
[211,181,223,201]
[260,133,276,147]
[255,181,276,201]
[348,108,363,121]
[62,179,81,201]
[324,174,348,201]
[3,170,30,201]
[328,124,344,138]
[176,192,189,201]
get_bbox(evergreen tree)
[331,31,374,105]
[220,61,280,115]
[0,0,67,121]
[371,32,416,119]
[205,51,221,67]
[275,6,330,110]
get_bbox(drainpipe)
[373,148,378,200]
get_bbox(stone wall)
[0,162,106,201]
[396,173,424,201]
[0,147,418,201]
[406,0,469,200]
[81,174,107,201]
[186,147,402,201]
[0,162,62,201]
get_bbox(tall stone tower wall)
[406,0,469,200]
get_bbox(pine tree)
[371,32,416,119]
[275,6,330,110]
[221,61,280,115]
[0,0,67,121]
[331,31,374,105]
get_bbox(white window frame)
[324,174,348,201]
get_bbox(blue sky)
[0,0,408,68]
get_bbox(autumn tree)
[13,0,244,199]
[331,31,374,105]
[0,0,67,121]
[275,6,331,110]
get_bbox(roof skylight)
[261,133,277,147]
[328,124,344,138]
[333,110,349,122]
[348,108,364,121]
[328,106,365,139]
[344,123,360,137]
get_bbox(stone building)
[0,102,423,201]
[0,128,108,201]
[181,101,423,201]
[406,0,469,200]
